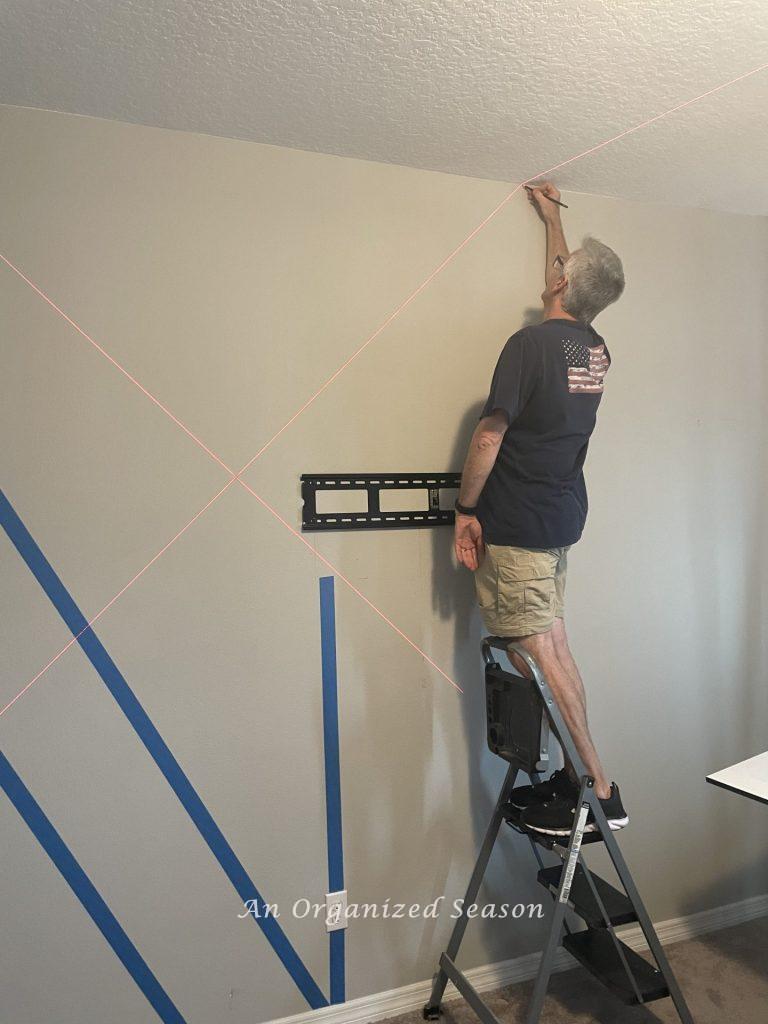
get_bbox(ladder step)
[563,928,670,1004]
[537,864,637,927]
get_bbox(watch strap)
[455,499,478,516]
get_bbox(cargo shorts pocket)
[495,556,557,625]
[474,553,499,617]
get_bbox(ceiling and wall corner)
[1,0,767,214]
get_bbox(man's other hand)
[526,181,561,220]
[455,514,484,571]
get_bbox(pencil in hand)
[524,184,569,208]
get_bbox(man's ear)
[553,274,568,295]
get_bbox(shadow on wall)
[439,401,504,872]
[415,396,549,968]
[520,306,544,328]
[385,399,489,973]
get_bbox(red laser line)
[0,469,462,718]
[0,253,236,477]
[234,477,463,693]
[3,59,767,718]
[0,478,236,718]
[237,187,523,473]
[521,60,768,187]
[238,60,768,470]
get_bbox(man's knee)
[506,629,556,678]
[550,617,570,659]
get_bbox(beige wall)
[1,103,767,1024]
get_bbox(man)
[454,181,626,836]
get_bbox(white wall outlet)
[325,890,347,932]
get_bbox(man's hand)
[454,413,505,570]
[454,513,484,571]
[526,181,562,221]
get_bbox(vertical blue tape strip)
[0,489,327,1010]
[319,576,345,1004]
[0,750,187,1024]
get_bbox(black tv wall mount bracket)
[301,473,462,531]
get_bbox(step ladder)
[423,636,694,1024]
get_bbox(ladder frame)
[423,637,694,1024]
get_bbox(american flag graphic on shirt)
[562,338,610,394]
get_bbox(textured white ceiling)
[2,1,768,213]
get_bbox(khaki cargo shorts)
[474,544,570,637]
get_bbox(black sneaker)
[507,768,578,811]
[520,782,629,836]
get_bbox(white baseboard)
[268,893,768,1024]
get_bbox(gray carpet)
[383,917,768,1024]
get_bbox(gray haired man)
[454,182,627,836]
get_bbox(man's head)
[544,237,625,323]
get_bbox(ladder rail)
[576,855,645,1004]
[504,641,695,1024]
[590,811,695,1023]
[524,778,591,1024]
[521,787,576,940]
[439,954,505,1024]
[425,763,519,1014]
[423,639,695,1024]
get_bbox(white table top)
[707,750,768,805]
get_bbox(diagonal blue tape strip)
[0,489,328,1010]
[319,576,345,1004]
[0,749,187,1024]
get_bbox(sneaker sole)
[525,815,629,836]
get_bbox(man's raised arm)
[528,182,570,289]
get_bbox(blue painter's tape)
[319,576,345,1004]
[0,749,187,1024]
[0,489,328,1010]
[329,928,345,1005]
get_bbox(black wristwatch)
[455,499,478,517]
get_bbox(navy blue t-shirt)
[476,318,611,548]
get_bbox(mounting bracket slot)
[301,473,462,532]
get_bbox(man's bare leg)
[508,627,611,799]
[550,617,587,713]
[550,617,593,782]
